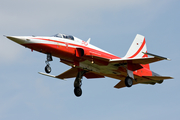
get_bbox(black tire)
[157,80,164,84]
[74,87,82,97]
[45,65,51,73]
[125,77,133,87]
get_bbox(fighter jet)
[6,33,173,97]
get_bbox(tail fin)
[124,34,147,59]
[124,34,150,69]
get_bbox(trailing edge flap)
[56,68,105,79]
[142,76,173,80]
[56,68,79,79]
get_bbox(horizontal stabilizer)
[114,80,138,89]
[87,53,170,66]
[142,76,173,80]
[110,57,165,65]
[114,80,126,89]
[142,52,171,61]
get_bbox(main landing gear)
[45,53,53,73]
[125,69,134,87]
[74,71,86,97]
[125,76,133,87]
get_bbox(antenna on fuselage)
[87,38,91,44]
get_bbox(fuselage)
[6,33,173,95]
[8,34,120,60]
[6,33,174,97]
[6,34,153,81]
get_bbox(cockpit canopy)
[54,33,74,40]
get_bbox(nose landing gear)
[74,71,86,97]
[45,53,53,73]
[74,87,82,97]
[45,64,51,73]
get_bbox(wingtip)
[38,72,56,78]
[143,52,171,61]
[38,72,67,80]
[169,77,174,79]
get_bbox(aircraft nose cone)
[6,36,26,44]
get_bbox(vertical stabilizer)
[124,34,147,59]
[124,34,150,69]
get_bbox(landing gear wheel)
[44,53,53,73]
[74,87,82,97]
[125,76,133,87]
[45,65,51,73]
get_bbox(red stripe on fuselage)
[29,38,120,59]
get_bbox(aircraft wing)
[39,68,78,80]
[141,76,173,80]
[56,68,78,79]
[39,67,104,80]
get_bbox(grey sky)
[0,0,179,120]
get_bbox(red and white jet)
[6,33,173,97]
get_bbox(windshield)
[54,33,62,38]
[54,33,74,40]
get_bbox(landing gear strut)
[74,71,86,97]
[45,53,53,73]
